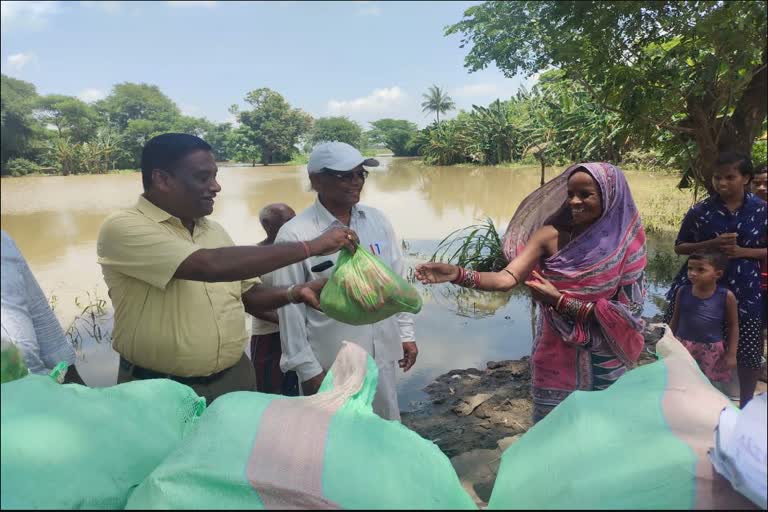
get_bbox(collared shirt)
[1,230,76,375]
[668,192,767,318]
[272,199,415,382]
[97,196,260,377]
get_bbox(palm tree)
[421,85,455,124]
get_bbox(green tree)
[1,74,43,170]
[447,0,767,187]
[310,117,363,149]
[368,119,420,156]
[35,94,100,143]
[466,100,522,165]
[95,83,182,167]
[227,127,261,166]
[232,88,312,165]
[421,85,456,124]
[95,82,181,132]
[171,115,214,139]
[417,119,471,165]
[204,122,236,161]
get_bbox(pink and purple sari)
[502,162,648,422]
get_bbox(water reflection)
[0,158,685,410]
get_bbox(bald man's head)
[259,203,296,243]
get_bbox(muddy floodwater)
[1,157,682,409]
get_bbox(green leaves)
[447,0,767,186]
[421,85,456,124]
[233,88,312,165]
[311,117,364,150]
[368,119,420,156]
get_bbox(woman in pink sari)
[416,162,647,422]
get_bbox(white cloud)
[451,83,499,98]
[78,88,106,103]
[7,52,35,71]
[166,1,217,7]
[80,1,122,13]
[353,1,381,16]
[1,1,59,30]
[328,86,405,115]
[324,86,430,128]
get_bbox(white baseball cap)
[307,141,379,174]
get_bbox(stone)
[497,433,523,451]
[453,393,493,416]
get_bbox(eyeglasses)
[324,169,369,181]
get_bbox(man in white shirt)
[272,142,418,421]
[250,203,299,395]
[1,230,84,384]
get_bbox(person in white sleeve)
[1,230,84,383]
[271,141,418,421]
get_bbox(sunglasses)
[323,169,369,181]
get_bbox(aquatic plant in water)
[430,217,507,272]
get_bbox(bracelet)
[451,267,479,289]
[555,294,566,312]
[556,295,594,324]
[503,268,519,286]
[286,284,299,304]
[300,241,311,259]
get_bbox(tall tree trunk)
[690,50,767,193]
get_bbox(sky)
[1,0,535,128]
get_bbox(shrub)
[5,158,41,177]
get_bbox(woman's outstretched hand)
[525,270,562,306]
[414,262,460,284]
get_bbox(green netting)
[488,358,697,510]
[320,246,422,325]
[0,375,205,509]
[126,346,475,510]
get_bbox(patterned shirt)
[667,193,767,319]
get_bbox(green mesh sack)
[320,246,422,325]
[487,328,754,510]
[1,375,205,509]
[0,336,28,384]
[126,342,476,510]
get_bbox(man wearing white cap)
[271,141,418,420]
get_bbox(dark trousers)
[117,353,256,405]
[250,332,299,396]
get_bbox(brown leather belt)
[119,356,225,386]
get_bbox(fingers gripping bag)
[320,246,422,325]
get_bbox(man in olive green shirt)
[97,133,358,403]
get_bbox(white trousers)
[372,358,400,422]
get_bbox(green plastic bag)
[126,342,476,510]
[1,375,205,509]
[0,336,28,384]
[320,246,422,325]
[488,328,752,510]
